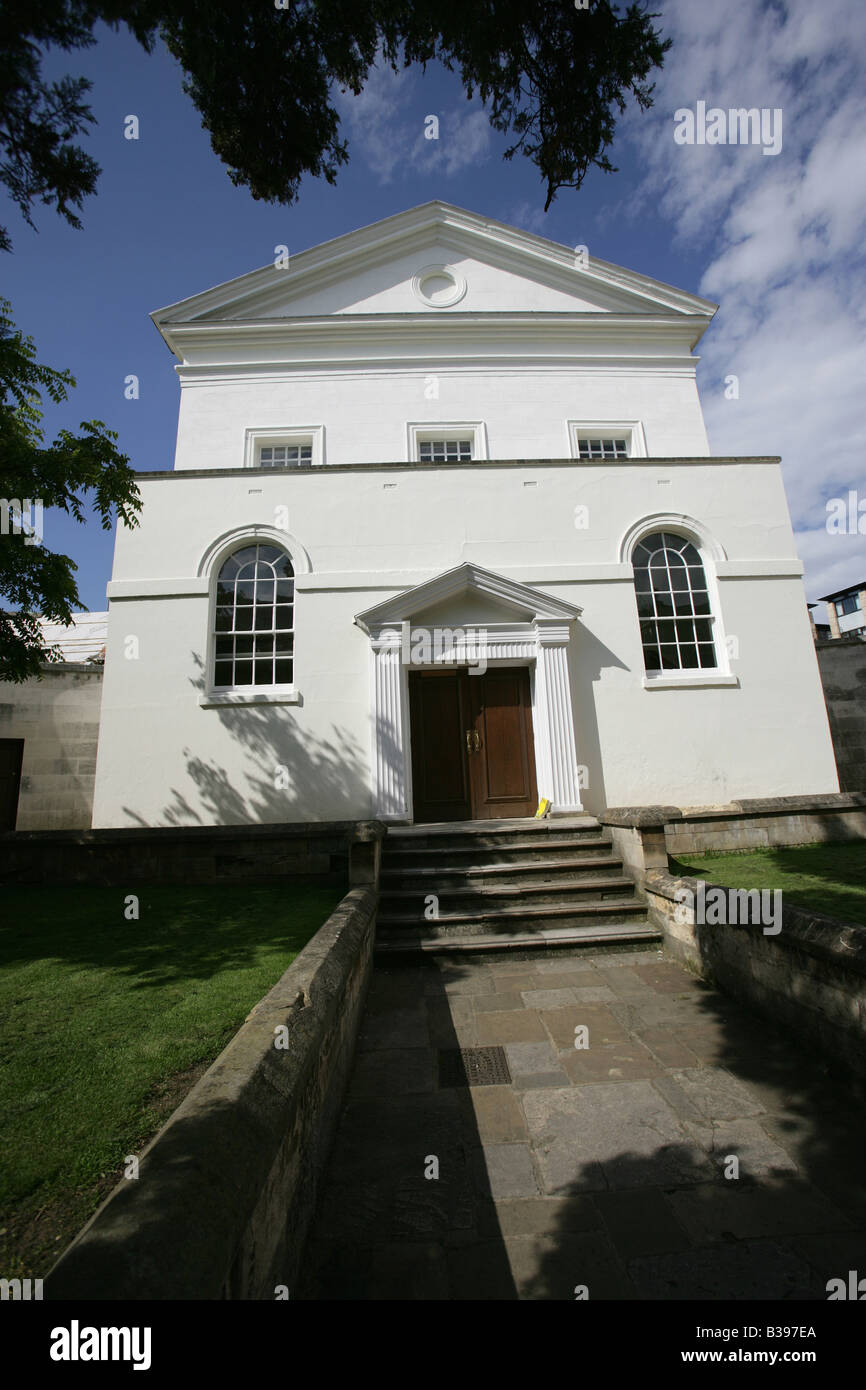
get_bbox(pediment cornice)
[354,561,582,633]
[151,201,717,361]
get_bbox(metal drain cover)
[438,1046,511,1088]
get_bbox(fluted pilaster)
[534,623,583,812]
[370,626,409,818]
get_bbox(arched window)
[213,543,294,688]
[632,531,717,673]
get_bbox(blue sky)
[7,0,866,617]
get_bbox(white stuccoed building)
[91,201,838,828]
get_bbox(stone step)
[382,836,614,867]
[375,921,662,956]
[376,816,649,956]
[376,898,647,934]
[387,815,600,839]
[379,875,637,914]
[380,854,625,889]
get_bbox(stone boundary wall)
[664,794,866,857]
[645,869,866,1083]
[0,663,103,831]
[815,638,866,793]
[600,795,866,885]
[46,885,378,1300]
[0,819,384,887]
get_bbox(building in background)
[818,581,866,640]
[0,613,106,830]
[808,603,832,641]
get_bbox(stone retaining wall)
[664,794,866,857]
[645,869,866,1082]
[600,794,866,881]
[0,819,384,887]
[46,885,378,1300]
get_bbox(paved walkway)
[298,946,866,1300]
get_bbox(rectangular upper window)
[259,443,312,467]
[567,421,647,460]
[407,422,487,463]
[244,426,324,468]
[418,439,473,463]
[577,437,629,460]
[836,595,861,616]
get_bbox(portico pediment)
[354,562,581,634]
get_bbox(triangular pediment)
[355,563,582,632]
[152,202,716,333]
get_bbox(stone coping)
[45,885,378,1300]
[135,456,782,481]
[0,818,386,846]
[601,793,866,829]
[600,806,683,829]
[32,662,104,675]
[646,868,866,979]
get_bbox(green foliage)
[0,1,670,249]
[0,298,140,681]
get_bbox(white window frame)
[407,421,488,464]
[244,426,324,469]
[631,525,739,689]
[567,420,647,460]
[199,530,303,707]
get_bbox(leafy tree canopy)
[0,299,139,680]
[0,0,670,253]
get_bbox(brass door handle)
[466,730,473,754]
[473,730,481,752]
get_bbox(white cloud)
[334,58,491,184]
[408,108,491,175]
[333,60,415,184]
[621,0,866,613]
[505,200,552,237]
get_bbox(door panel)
[409,672,472,823]
[467,669,538,819]
[0,739,24,831]
[409,668,538,823]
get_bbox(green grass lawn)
[669,842,866,927]
[0,880,342,1279]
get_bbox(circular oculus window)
[412,264,466,308]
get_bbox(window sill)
[200,688,302,708]
[642,674,739,690]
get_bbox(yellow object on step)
[535,797,551,818]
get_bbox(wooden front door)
[0,739,24,831]
[409,669,538,823]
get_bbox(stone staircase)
[375,815,660,955]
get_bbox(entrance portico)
[354,562,584,822]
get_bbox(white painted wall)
[92,460,839,827]
[172,367,709,470]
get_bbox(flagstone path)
[298,946,866,1300]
